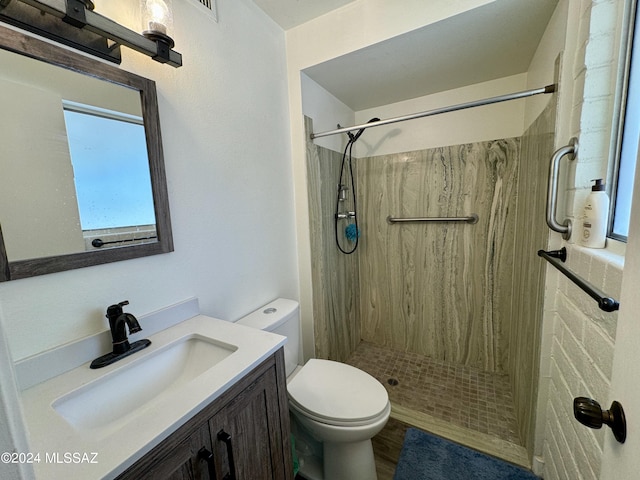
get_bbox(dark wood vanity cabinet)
[116,349,294,480]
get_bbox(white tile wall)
[542,245,622,478]
[540,0,627,478]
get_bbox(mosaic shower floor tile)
[345,341,521,445]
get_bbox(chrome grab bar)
[387,214,479,224]
[546,138,578,240]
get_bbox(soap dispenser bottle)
[580,179,609,248]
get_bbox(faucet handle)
[106,300,130,319]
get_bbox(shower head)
[352,117,380,142]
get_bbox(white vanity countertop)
[20,315,286,479]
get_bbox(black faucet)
[90,301,151,369]
[107,301,142,354]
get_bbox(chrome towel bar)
[546,138,578,240]
[538,247,619,312]
[387,214,479,224]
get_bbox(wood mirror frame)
[0,24,173,281]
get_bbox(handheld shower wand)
[334,117,379,255]
[352,117,380,142]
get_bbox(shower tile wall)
[305,117,360,361]
[507,96,557,456]
[356,139,520,372]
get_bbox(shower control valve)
[338,183,349,202]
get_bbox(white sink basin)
[52,334,237,430]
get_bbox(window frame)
[609,0,640,242]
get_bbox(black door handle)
[198,447,218,480]
[573,397,626,443]
[217,430,237,480]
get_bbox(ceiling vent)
[193,0,218,22]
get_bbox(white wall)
[354,73,527,157]
[0,0,298,362]
[525,0,569,129]
[301,73,355,154]
[0,80,84,261]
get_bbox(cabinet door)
[209,367,289,480]
[118,424,212,480]
[115,351,293,480]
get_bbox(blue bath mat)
[393,428,540,480]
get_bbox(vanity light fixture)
[141,0,173,43]
[0,0,182,67]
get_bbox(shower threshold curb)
[390,403,530,469]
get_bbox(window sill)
[570,237,625,270]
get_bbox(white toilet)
[236,298,390,480]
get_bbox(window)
[612,1,640,240]
[62,101,155,231]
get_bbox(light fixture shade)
[141,0,173,39]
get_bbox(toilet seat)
[287,359,389,427]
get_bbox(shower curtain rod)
[310,84,556,140]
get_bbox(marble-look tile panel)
[356,139,520,372]
[305,117,360,362]
[507,97,557,457]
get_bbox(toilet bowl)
[236,299,390,480]
[288,358,390,480]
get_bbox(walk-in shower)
[304,80,558,471]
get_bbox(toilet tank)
[235,298,301,377]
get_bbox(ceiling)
[253,0,559,111]
[251,0,357,31]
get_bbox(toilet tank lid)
[235,298,299,332]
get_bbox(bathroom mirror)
[0,24,173,281]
